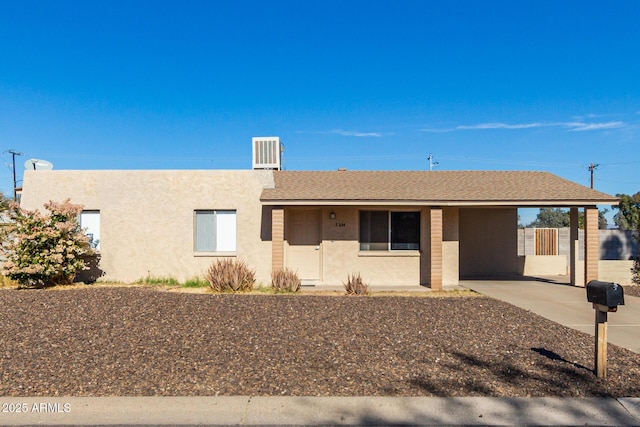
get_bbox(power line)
[597,178,640,185]
[597,160,640,166]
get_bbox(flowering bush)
[0,199,95,289]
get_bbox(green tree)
[614,193,640,279]
[599,209,609,230]
[0,199,95,289]
[582,208,609,230]
[528,208,570,228]
[613,192,640,231]
[527,207,608,229]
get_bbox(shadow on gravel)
[531,347,592,373]
[409,350,615,397]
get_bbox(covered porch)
[260,170,619,290]
[266,205,604,290]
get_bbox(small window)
[391,211,420,250]
[194,210,236,252]
[359,211,389,251]
[80,210,100,250]
[359,210,420,251]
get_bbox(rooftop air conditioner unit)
[252,137,283,170]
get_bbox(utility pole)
[428,153,439,171]
[588,163,599,189]
[5,149,24,200]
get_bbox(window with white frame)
[194,210,237,253]
[80,210,101,250]
[359,210,420,251]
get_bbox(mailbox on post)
[586,280,625,378]
[586,280,625,311]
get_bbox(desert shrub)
[271,268,301,293]
[343,272,369,295]
[633,258,640,285]
[206,258,255,292]
[0,200,95,289]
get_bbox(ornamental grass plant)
[270,268,301,293]
[343,272,369,295]
[206,258,255,292]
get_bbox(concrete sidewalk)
[1,396,639,425]
[461,278,640,354]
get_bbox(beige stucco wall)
[283,205,460,288]
[442,207,460,287]
[20,170,275,284]
[459,208,519,276]
[599,260,635,285]
[21,170,472,288]
[313,206,421,286]
[518,255,568,276]
[574,260,634,287]
[442,241,459,287]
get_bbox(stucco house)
[19,141,618,289]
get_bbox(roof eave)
[260,199,620,207]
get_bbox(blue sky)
[1,1,639,224]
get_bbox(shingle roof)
[260,170,619,206]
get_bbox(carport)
[458,205,611,288]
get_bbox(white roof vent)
[252,137,283,170]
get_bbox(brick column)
[584,207,599,284]
[430,207,443,290]
[272,207,284,273]
[569,207,580,286]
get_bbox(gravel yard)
[625,284,640,298]
[1,287,639,397]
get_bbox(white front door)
[287,210,322,284]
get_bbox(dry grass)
[0,275,18,289]
[22,281,478,297]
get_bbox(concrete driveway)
[461,277,640,354]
